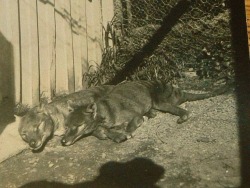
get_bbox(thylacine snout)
[61,124,89,146]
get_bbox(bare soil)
[0,90,240,188]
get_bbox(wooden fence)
[0,0,114,106]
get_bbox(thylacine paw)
[113,133,128,143]
[177,113,190,124]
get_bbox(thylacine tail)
[180,82,233,104]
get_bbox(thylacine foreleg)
[95,115,145,143]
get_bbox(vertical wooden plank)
[86,0,103,71]
[50,1,56,98]
[71,0,88,90]
[55,0,74,93]
[0,0,21,103]
[11,0,21,104]
[102,0,115,47]
[37,0,55,99]
[102,0,114,27]
[19,0,40,106]
[68,1,75,93]
[55,0,68,93]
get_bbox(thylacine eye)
[38,121,45,131]
[33,127,38,132]
[21,134,27,141]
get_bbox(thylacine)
[61,80,230,146]
[18,85,114,151]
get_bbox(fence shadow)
[229,0,250,187]
[0,32,15,134]
[20,157,165,188]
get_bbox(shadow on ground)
[0,31,15,134]
[230,0,250,187]
[0,98,15,134]
[20,157,165,188]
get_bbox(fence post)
[54,0,74,94]
[86,0,103,73]
[37,0,56,100]
[71,0,88,90]
[19,0,40,106]
[102,0,115,48]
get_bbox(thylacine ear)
[67,100,75,112]
[85,103,97,114]
[35,103,46,113]
[14,115,23,123]
[86,103,97,119]
[38,121,46,131]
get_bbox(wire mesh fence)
[84,0,233,87]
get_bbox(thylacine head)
[61,101,100,146]
[18,104,55,151]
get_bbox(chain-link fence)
[85,0,233,87]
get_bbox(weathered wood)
[0,0,114,103]
[71,0,88,90]
[19,0,40,106]
[67,1,75,93]
[86,0,103,72]
[54,0,74,93]
[37,0,56,99]
[102,0,115,48]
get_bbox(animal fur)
[18,85,114,151]
[61,80,229,145]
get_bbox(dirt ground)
[0,88,240,188]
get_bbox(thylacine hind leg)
[154,103,190,124]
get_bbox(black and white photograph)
[0,0,249,187]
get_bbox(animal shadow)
[21,157,165,188]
